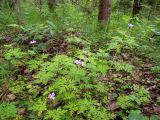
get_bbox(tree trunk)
[47,0,56,12]
[132,0,142,16]
[14,0,22,24]
[39,0,42,13]
[98,0,111,28]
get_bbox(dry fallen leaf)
[18,108,26,115]
[7,94,16,100]
[108,101,119,111]
[153,106,160,114]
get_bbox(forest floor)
[0,28,160,119]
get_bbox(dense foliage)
[0,0,160,120]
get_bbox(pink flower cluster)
[74,60,85,67]
[29,40,37,45]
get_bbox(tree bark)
[98,0,111,28]
[14,0,22,24]
[132,0,142,16]
[47,0,56,12]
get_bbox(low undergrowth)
[0,13,160,120]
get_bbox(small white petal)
[81,62,85,67]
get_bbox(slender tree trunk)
[153,0,158,17]
[14,0,22,24]
[98,0,111,29]
[132,0,142,16]
[39,0,42,13]
[47,0,56,12]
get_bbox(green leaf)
[0,102,17,119]
[128,110,149,120]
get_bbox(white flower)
[84,50,87,55]
[74,60,81,65]
[128,24,134,28]
[130,18,133,20]
[74,60,85,67]
[81,61,85,67]
[29,40,37,45]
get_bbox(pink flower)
[128,24,134,29]
[48,92,55,100]
[74,60,85,67]
[29,40,37,45]
[81,61,85,67]
[74,60,81,65]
